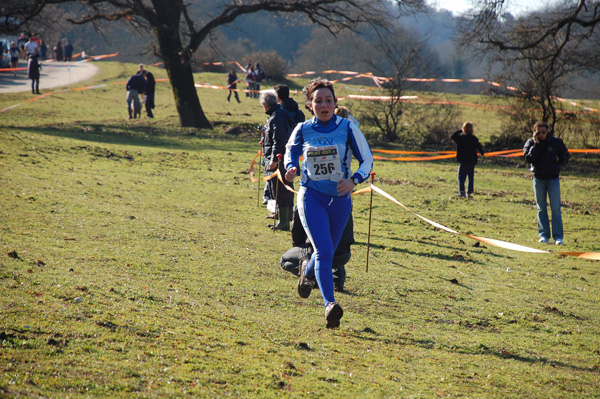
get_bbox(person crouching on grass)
[284,78,373,329]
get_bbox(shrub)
[243,51,288,81]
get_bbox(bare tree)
[1,0,425,128]
[462,0,600,67]
[457,0,600,140]
[356,24,454,145]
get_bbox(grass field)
[1,62,599,398]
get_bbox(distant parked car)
[0,38,14,69]
[0,39,10,68]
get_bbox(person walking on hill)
[244,64,253,98]
[254,63,265,98]
[27,54,42,95]
[17,33,28,60]
[53,41,63,61]
[142,69,156,118]
[39,40,48,61]
[24,37,38,58]
[126,71,147,119]
[64,40,74,62]
[226,69,240,103]
[9,42,20,77]
[523,121,570,245]
[451,122,485,198]
[284,78,373,329]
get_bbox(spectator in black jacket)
[273,84,305,211]
[274,84,305,128]
[226,69,240,103]
[126,72,147,119]
[27,54,41,94]
[281,207,354,292]
[142,70,156,118]
[259,90,293,230]
[451,122,485,198]
[523,121,569,245]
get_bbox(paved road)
[0,60,98,94]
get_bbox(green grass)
[1,62,599,398]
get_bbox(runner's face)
[310,88,335,122]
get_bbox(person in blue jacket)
[284,78,373,329]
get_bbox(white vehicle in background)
[0,38,10,69]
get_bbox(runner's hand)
[337,178,355,197]
[285,167,297,182]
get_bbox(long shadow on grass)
[348,333,598,373]
[354,240,486,265]
[6,123,258,152]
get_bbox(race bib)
[306,145,343,181]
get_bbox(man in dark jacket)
[451,122,485,197]
[259,90,293,230]
[281,207,354,291]
[126,72,147,119]
[142,70,156,118]
[523,121,570,245]
[274,84,305,211]
[274,84,305,129]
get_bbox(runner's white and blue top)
[285,115,373,197]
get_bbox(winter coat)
[227,72,238,89]
[280,97,305,128]
[54,43,63,61]
[145,72,156,94]
[262,104,293,165]
[126,73,147,93]
[27,57,41,80]
[451,129,485,165]
[64,43,73,59]
[523,134,569,180]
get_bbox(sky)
[432,0,554,16]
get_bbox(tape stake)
[366,172,376,273]
[257,150,262,207]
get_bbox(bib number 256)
[314,163,335,175]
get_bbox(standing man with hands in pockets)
[523,121,570,245]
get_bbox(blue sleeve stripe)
[348,123,373,183]
[284,124,303,170]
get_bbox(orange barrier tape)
[373,149,456,155]
[570,149,600,153]
[192,60,600,113]
[363,184,600,260]
[484,149,522,156]
[76,52,119,62]
[372,148,598,161]
[0,67,27,72]
[249,150,262,182]
[374,154,457,162]
[0,92,55,113]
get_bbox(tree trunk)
[152,1,211,129]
